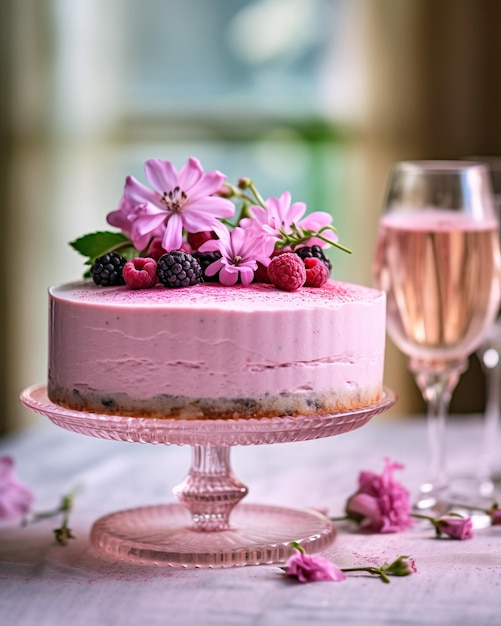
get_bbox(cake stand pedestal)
[21,384,395,568]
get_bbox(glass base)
[90,503,335,568]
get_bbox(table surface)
[1,410,500,626]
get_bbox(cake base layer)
[48,386,383,420]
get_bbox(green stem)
[340,566,391,583]
[247,181,266,208]
[226,182,265,208]
[411,512,436,522]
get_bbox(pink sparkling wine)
[373,210,501,361]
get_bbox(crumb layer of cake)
[48,280,386,419]
[48,387,383,419]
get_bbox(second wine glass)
[373,161,501,510]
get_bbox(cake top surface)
[50,279,383,312]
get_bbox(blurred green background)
[2,0,501,433]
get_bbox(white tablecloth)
[1,412,500,626]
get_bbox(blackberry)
[192,251,222,282]
[157,251,202,288]
[295,245,332,272]
[90,252,127,286]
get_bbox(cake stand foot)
[90,444,335,567]
[90,502,336,568]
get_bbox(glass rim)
[394,160,489,174]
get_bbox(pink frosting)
[48,280,386,411]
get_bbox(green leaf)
[69,231,132,258]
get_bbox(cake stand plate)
[21,384,396,568]
[90,503,334,568]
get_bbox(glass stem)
[480,355,501,487]
[172,445,248,532]
[410,358,466,508]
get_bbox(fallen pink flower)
[0,456,34,521]
[284,549,346,583]
[345,458,413,533]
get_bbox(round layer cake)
[48,280,386,419]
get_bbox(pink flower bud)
[436,516,474,540]
[489,506,501,526]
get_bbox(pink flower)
[199,225,275,286]
[436,516,474,540]
[241,191,334,248]
[106,195,135,239]
[487,504,501,525]
[121,157,235,251]
[284,550,346,583]
[383,555,417,576]
[0,456,34,521]
[345,458,413,533]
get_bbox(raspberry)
[187,231,217,251]
[304,257,329,287]
[90,252,126,286]
[157,251,202,288]
[267,252,306,291]
[192,251,222,282]
[253,261,271,283]
[123,257,158,289]
[295,245,332,272]
[146,239,166,260]
[253,250,287,283]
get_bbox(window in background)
[6,0,418,434]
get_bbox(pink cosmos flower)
[284,550,346,583]
[107,195,168,251]
[240,191,335,248]
[121,157,235,251]
[0,456,34,521]
[345,458,413,533]
[436,516,474,540]
[199,225,275,286]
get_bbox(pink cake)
[48,279,386,419]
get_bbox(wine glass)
[373,161,501,510]
[467,158,501,496]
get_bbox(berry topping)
[146,239,167,260]
[90,252,126,286]
[267,252,306,291]
[253,261,271,284]
[123,257,158,289]
[295,245,332,272]
[304,257,329,287]
[157,251,202,288]
[187,231,217,251]
[253,250,287,284]
[192,251,222,282]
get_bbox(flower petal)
[219,266,239,286]
[299,210,333,232]
[144,159,180,194]
[177,157,204,191]
[125,175,162,208]
[161,213,184,251]
[238,265,255,285]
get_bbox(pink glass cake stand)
[21,384,395,568]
